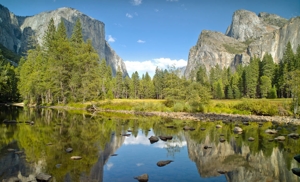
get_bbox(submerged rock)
[149,136,159,144]
[292,168,300,177]
[233,127,243,133]
[157,160,173,167]
[265,129,277,134]
[36,173,52,181]
[65,147,73,153]
[219,137,226,143]
[134,173,149,182]
[216,125,222,128]
[248,137,255,141]
[294,154,300,163]
[183,126,195,131]
[70,156,82,160]
[159,136,173,141]
[204,146,212,149]
[288,133,299,139]
[274,136,285,141]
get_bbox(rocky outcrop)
[184,30,250,78]
[185,9,299,78]
[0,4,128,76]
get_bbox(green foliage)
[234,99,278,116]
[18,19,102,105]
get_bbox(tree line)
[0,18,299,114]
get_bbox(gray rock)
[294,154,300,163]
[265,129,277,134]
[134,173,149,182]
[216,124,222,128]
[288,133,299,139]
[233,126,243,133]
[65,147,73,153]
[274,136,285,141]
[248,137,255,141]
[70,156,82,160]
[157,160,173,167]
[36,173,52,181]
[292,168,300,177]
[148,136,159,143]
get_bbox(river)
[0,105,299,182]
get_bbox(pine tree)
[260,76,272,98]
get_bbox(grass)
[208,98,292,116]
[62,98,293,116]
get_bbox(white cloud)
[136,163,144,166]
[131,0,142,5]
[155,9,159,12]
[167,0,178,1]
[107,35,116,43]
[106,162,113,170]
[126,13,133,18]
[124,58,187,77]
[137,39,145,43]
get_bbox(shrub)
[173,102,184,112]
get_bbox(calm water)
[0,106,299,182]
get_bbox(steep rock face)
[0,4,128,76]
[225,9,269,41]
[248,17,300,63]
[185,134,300,182]
[184,30,250,78]
[185,9,299,78]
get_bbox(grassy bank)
[62,98,293,117]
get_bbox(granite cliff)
[184,9,300,78]
[0,4,128,76]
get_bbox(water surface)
[0,106,299,182]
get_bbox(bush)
[234,99,278,116]
[164,99,175,108]
[173,102,184,112]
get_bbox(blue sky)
[1,0,299,77]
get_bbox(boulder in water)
[157,160,173,167]
[134,173,149,182]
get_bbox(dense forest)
[0,19,300,113]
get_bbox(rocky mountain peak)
[225,9,267,41]
[185,9,300,78]
[0,4,128,76]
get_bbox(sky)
[0,0,299,77]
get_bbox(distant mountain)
[184,9,300,78]
[0,4,128,76]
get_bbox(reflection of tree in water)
[11,109,116,181]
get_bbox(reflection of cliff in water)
[185,134,300,182]
[82,133,125,182]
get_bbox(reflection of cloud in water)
[136,163,144,166]
[123,130,186,148]
[154,141,187,148]
[106,162,113,170]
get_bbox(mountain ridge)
[0,4,128,76]
[184,9,299,78]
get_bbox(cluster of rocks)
[100,109,300,125]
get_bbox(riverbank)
[5,99,300,125]
[93,109,300,125]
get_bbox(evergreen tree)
[260,76,272,98]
